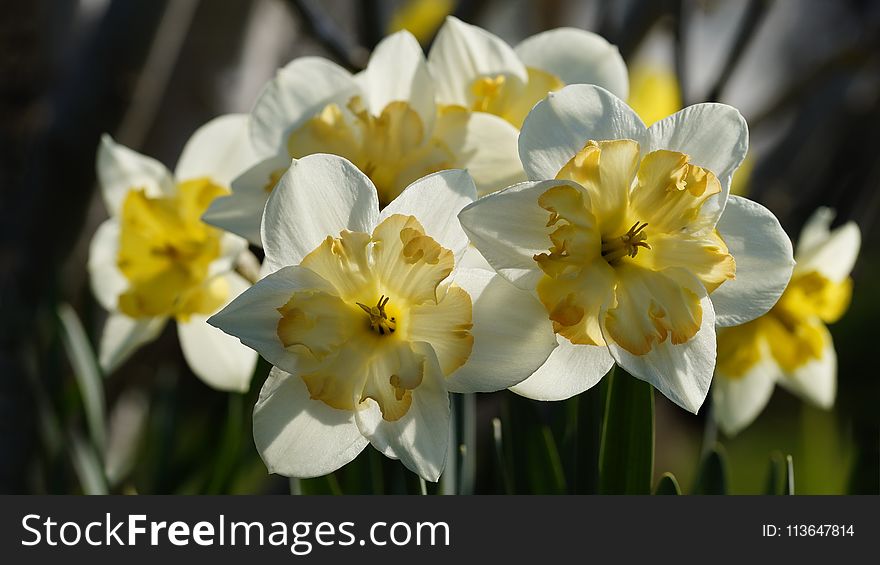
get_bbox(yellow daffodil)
[88,116,259,392]
[202,30,524,247]
[713,208,860,435]
[208,154,556,480]
[427,16,629,130]
[459,85,794,412]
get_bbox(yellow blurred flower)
[388,0,454,45]
[713,207,861,435]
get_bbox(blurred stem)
[701,402,718,457]
[459,393,477,494]
[368,448,385,494]
[418,477,428,495]
[286,0,369,70]
[706,0,770,102]
[440,396,457,495]
[491,417,513,494]
[289,477,302,495]
[205,392,245,494]
[673,0,690,107]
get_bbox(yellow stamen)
[356,295,398,336]
[601,221,651,264]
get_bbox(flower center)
[116,178,229,321]
[276,215,473,421]
[532,139,736,355]
[356,295,398,336]
[601,221,651,264]
[471,75,507,113]
[287,97,454,207]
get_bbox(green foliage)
[598,369,655,494]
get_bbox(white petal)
[88,219,126,311]
[713,356,780,437]
[433,109,526,196]
[795,208,860,282]
[514,28,629,99]
[427,16,528,107]
[202,154,290,247]
[380,169,476,264]
[445,268,558,393]
[458,180,567,290]
[208,232,249,280]
[177,273,259,392]
[510,336,614,401]
[647,103,748,220]
[254,367,368,478]
[174,114,260,186]
[358,30,436,132]
[796,207,834,258]
[777,327,837,409]
[207,265,337,376]
[249,57,359,157]
[97,134,175,217]
[518,84,647,180]
[99,314,167,373]
[713,195,795,327]
[261,154,379,273]
[355,343,450,482]
[605,296,717,414]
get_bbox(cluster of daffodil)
[88,17,859,483]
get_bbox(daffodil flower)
[203,30,525,247]
[207,154,557,481]
[459,84,795,413]
[427,16,628,130]
[88,116,259,392]
[713,208,860,435]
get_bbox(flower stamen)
[357,295,397,335]
[601,221,651,264]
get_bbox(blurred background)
[1,0,878,494]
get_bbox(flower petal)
[432,108,526,196]
[795,207,860,283]
[604,296,717,414]
[712,195,795,327]
[174,114,260,186]
[253,367,368,478]
[99,313,167,373]
[713,357,779,437]
[380,169,476,264]
[510,336,614,400]
[355,343,450,481]
[647,103,748,220]
[97,134,175,217]
[261,154,379,273]
[202,154,290,247]
[514,28,629,99]
[207,265,338,376]
[250,57,360,157]
[357,30,436,132]
[458,180,570,290]
[518,84,647,181]
[442,268,557,392]
[88,219,126,311]
[177,272,259,392]
[777,325,836,409]
[427,16,528,107]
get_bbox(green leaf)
[764,452,787,495]
[57,303,107,455]
[564,377,609,494]
[598,369,655,494]
[69,434,109,495]
[654,472,682,495]
[692,444,729,494]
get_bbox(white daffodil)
[427,16,628,130]
[203,30,524,247]
[459,84,795,413]
[713,208,860,435]
[208,154,556,481]
[88,115,259,392]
